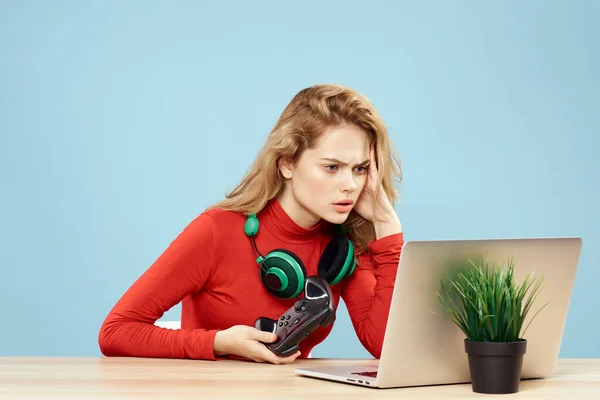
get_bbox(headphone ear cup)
[260,249,307,299]
[318,235,356,285]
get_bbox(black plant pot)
[464,339,527,394]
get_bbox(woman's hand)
[213,325,301,364]
[354,148,395,222]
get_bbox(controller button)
[284,321,288,326]
[285,315,291,320]
[294,318,300,324]
[280,316,285,321]
[278,322,283,327]
[294,300,308,312]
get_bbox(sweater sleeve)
[98,211,220,360]
[341,232,404,359]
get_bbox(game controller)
[254,276,336,357]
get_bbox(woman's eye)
[325,165,338,172]
[355,166,368,174]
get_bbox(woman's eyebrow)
[320,157,370,166]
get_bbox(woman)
[98,84,404,365]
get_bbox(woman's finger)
[258,346,301,365]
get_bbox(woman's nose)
[341,172,358,192]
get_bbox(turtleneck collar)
[260,197,324,244]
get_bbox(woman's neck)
[275,189,321,230]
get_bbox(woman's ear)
[278,156,294,179]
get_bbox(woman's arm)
[98,212,220,360]
[340,230,404,359]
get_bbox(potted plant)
[436,256,548,394]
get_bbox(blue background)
[1,0,598,358]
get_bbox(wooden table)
[1,357,599,399]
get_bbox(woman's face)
[278,124,371,228]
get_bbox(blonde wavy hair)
[207,84,402,255]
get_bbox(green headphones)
[244,213,357,299]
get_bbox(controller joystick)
[254,276,336,357]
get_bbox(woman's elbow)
[358,327,385,359]
[98,320,121,357]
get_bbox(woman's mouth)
[333,200,353,213]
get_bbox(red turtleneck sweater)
[98,199,404,360]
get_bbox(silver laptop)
[295,237,583,389]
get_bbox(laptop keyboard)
[351,371,378,378]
